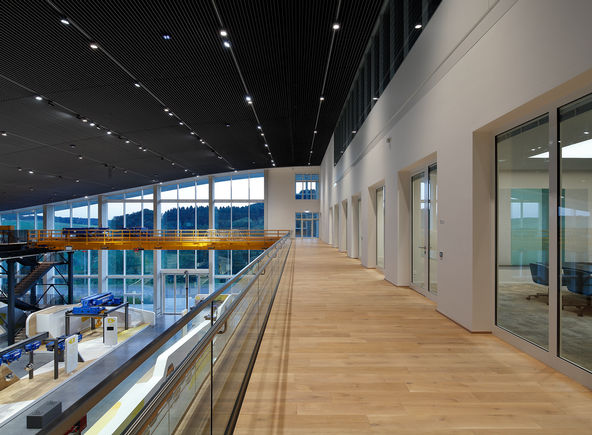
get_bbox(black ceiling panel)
[0,0,383,211]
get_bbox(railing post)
[7,259,16,345]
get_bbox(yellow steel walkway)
[26,229,288,251]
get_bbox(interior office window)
[295,174,319,199]
[558,93,592,371]
[496,114,549,349]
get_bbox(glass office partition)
[428,165,438,294]
[376,187,384,269]
[558,94,592,371]
[496,114,549,349]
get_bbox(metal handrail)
[123,236,290,434]
[44,232,290,434]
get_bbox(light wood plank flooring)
[234,239,592,434]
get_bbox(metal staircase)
[13,261,59,296]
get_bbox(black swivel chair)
[527,262,549,303]
[562,265,592,317]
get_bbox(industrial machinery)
[72,293,123,315]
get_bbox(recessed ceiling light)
[70,144,76,148]
[75,179,80,183]
[200,139,205,143]
[310,150,313,154]
[352,130,356,134]
[373,97,378,101]
[134,82,141,88]
[272,163,276,167]
[143,148,147,152]
[1,132,7,136]
[84,195,88,199]
[585,131,590,135]
[223,40,231,48]
[245,95,252,102]
[17,167,22,171]
[164,108,169,112]
[332,23,340,30]
[257,125,262,130]
[314,130,317,134]
[190,131,195,135]
[89,122,95,126]
[35,96,43,101]
[125,140,130,144]
[220,30,228,37]
[184,169,189,172]
[171,162,175,166]
[225,123,230,127]
[162,34,172,40]
[82,118,88,123]
[138,146,143,150]
[268,152,271,155]
[415,24,422,29]
[107,131,112,135]
[28,170,34,174]
[264,143,269,148]
[179,122,184,125]
[320,96,325,101]
[60,18,70,25]
[260,133,264,136]
[90,42,99,49]
[218,155,223,159]
[78,155,83,160]
[168,112,174,116]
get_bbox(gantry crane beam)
[26,229,288,251]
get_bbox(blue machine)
[24,341,41,352]
[45,333,82,352]
[1,349,23,364]
[72,292,123,315]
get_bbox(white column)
[153,185,162,315]
[97,196,107,293]
[208,176,215,294]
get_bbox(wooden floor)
[234,239,592,434]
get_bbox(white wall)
[320,0,592,331]
[265,166,320,235]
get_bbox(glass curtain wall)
[214,173,264,290]
[496,115,550,349]
[52,200,99,303]
[334,0,442,163]
[295,174,319,199]
[376,186,385,269]
[558,94,592,371]
[106,188,154,309]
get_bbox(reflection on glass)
[376,187,384,269]
[559,93,592,371]
[496,114,549,349]
[428,165,438,294]
[412,173,425,288]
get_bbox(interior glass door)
[411,165,438,295]
[376,187,385,269]
[162,271,207,315]
[411,173,426,289]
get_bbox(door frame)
[160,268,208,315]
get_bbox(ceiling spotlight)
[373,97,378,101]
[35,96,43,101]
[320,96,325,101]
[245,95,252,103]
[142,148,147,152]
[90,42,99,49]
[352,130,357,134]
[17,167,22,171]
[218,155,223,159]
[125,140,130,143]
[272,163,276,167]
[314,130,318,134]
[223,40,231,48]
[257,125,262,130]
[310,150,313,154]
[60,18,70,25]
[134,82,141,88]
[260,133,264,136]
[28,170,34,174]
[124,170,128,173]
[171,162,175,166]
[107,131,112,135]
[225,123,230,127]
[78,155,83,160]
[89,122,95,126]
[190,131,195,135]
[70,144,76,148]
[162,33,172,40]
[200,139,205,143]
[138,146,143,150]
[332,23,340,30]
[178,122,184,125]
[415,24,422,29]
[164,108,169,112]
[1,132,7,136]
[75,179,80,183]
[585,131,590,135]
[220,29,228,37]
[264,143,269,148]
[82,118,88,123]
[268,152,272,155]
[168,112,174,116]
[184,169,189,172]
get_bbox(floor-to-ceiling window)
[214,173,264,291]
[376,186,385,270]
[558,94,592,371]
[496,115,549,349]
[106,188,154,309]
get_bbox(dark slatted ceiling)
[0,0,383,210]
